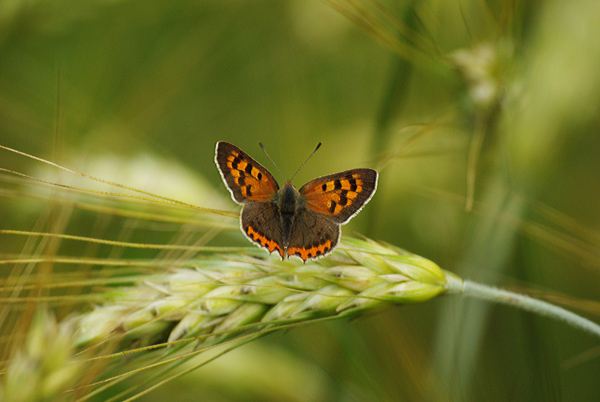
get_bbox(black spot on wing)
[338,191,348,206]
[328,200,337,214]
[349,178,357,192]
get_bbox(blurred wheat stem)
[445,276,600,338]
[0,310,82,402]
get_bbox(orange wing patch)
[321,175,363,215]
[216,142,280,204]
[225,152,276,201]
[302,174,364,216]
[299,168,377,224]
[287,240,332,262]
[246,225,285,259]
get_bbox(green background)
[1,0,599,401]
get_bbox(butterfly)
[215,141,377,262]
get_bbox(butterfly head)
[276,182,302,214]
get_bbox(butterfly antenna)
[290,142,322,183]
[259,142,286,183]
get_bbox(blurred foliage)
[1,0,600,401]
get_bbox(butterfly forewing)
[215,141,279,204]
[299,168,378,224]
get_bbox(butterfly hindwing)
[240,201,285,259]
[215,141,279,204]
[287,208,340,261]
[299,168,378,224]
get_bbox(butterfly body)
[215,142,377,262]
[274,183,302,246]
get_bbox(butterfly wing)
[287,208,340,261]
[299,168,378,224]
[240,201,285,259]
[215,141,279,204]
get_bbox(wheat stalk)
[1,237,449,401]
[3,236,599,402]
[72,237,447,349]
